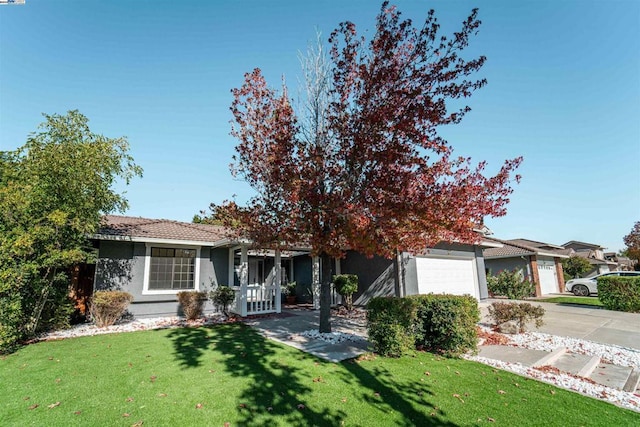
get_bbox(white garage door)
[415,256,478,299]
[537,257,558,295]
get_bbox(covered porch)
[226,245,342,316]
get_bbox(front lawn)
[538,296,604,307]
[1,324,638,426]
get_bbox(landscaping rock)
[498,320,519,334]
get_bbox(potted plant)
[282,281,297,304]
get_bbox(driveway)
[479,299,640,351]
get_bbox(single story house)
[483,238,569,296]
[89,215,499,318]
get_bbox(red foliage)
[215,2,521,260]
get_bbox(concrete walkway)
[478,299,640,393]
[479,299,640,351]
[243,308,369,362]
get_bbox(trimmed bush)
[410,294,480,357]
[210,286,236,316]
[487,301,545,333]
[598,276,640,312]
[89,291,133,328]
[366,297,418,357]
[333,274,358,310]
[177,291,208,320]
[487,269,535,300]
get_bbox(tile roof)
[96,215,229,244]
[483,238,568,259]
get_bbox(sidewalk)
[479,299,640,351]
[243,308,369,362]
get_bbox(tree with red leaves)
[623,221,640,267]
[215,2,522,332]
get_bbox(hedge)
[366,297,418,357]
[367,294,479,357]
[597,276,640,312]
[409,294,480,356]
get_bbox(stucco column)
[239,245,248,316]
[275,249,282,313]
[312,256,320,309]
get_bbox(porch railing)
[229,284,278,316]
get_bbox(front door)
[248,259,264,285]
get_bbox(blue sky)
[1,0,638,252]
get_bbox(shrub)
[366,297,418,357]
[177,291,208,320]
[410,294,480,357]
[89,291,133,328]
[597,276,640,312]
[487,301,545,333]
[487,269,535,300]
[210,286,236,316]
[281,282,297,297]
[333,274,358,310]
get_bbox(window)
[148,247,196,290]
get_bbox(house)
[563,241,617,276]
[89,215,497,318]
[604,252,635,271]
[483,238,569,296]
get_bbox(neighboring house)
[563,241,617,276]
[604,252,635,271]
[89,215,496,318]
[483,238,569,296]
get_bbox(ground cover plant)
[1,324,638,426]
[538,296,604,307]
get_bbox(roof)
[563,240,606,250]
[483,238,569,259]
[94,215,230,245]
[94,215,502,252]
[507,238,565,250]
[573,249,617,265]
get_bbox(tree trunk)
[318,252,332,333]
[393,249,405,298]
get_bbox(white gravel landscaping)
[40,314,227,340]
[299,329,366,344]
[467,327,640,412]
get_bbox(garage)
[415,256,479,299]
[537,256,559,295]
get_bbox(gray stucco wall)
[341,251,396,306]
[484,256,532,281]
[94,240,229,318]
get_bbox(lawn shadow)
[166,326,210,368]
[338,357,459,426]
[167,323,346,425]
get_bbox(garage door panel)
[537,257,558,295]
[415,257,478,299]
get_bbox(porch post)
[312,255,320,310]
[334,257,342,305]
[275,249,282,313]
[239,245,248,317]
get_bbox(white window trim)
[142,243,201,295]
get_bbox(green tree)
[562,255,592,280]
[0,110,142,352]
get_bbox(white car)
[565,271,640,296]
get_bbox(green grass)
[1,324,638,426]
[538,296,604,307]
